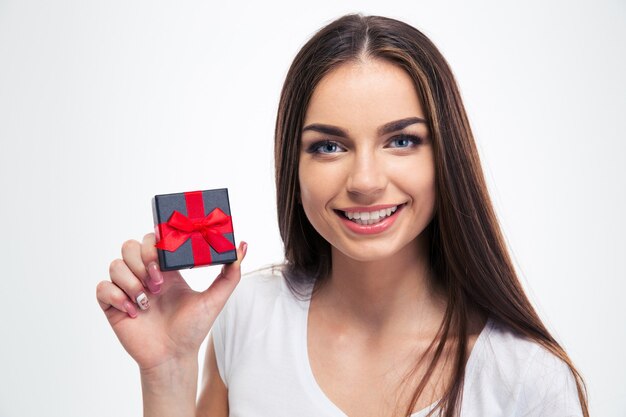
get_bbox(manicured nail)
[147,280,161,294]
[123,300,138,318]
[147,261,163,285]
[136,292,149,310]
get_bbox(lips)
[342,206,398,225]
[334,203,405,234]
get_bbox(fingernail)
[147,280,161,294]
[242,241,248,258]
[136,293,149,310]
[123,300,138,318]
[147,261,163,285]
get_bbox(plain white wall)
[0,0,624,416]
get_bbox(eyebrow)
[301,116,427,137]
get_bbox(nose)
[346,149,387,198]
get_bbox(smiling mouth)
[334,203,406,225]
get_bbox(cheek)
[298,162,317,206]
[298,161,347,236]
[298,160,344,204]
[418,169,436,205]
[298,177,331,237]
[418,165,437,215]
[391,154,436,208]
[298,162,327,225]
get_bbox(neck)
[315,234,446,336]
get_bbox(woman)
[97,13,589,417]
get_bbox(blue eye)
[308,140,345,154]
[388,134,422,148]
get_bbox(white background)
[0,1,624,416]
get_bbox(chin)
[331,231,428,264]
[335,244,405,263]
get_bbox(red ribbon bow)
[155,208,235,254]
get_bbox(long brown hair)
[274,13,588,417]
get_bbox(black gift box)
[152,188,237,271]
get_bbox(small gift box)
[152,188,237,271]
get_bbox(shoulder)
[481,318,544,369]
[233,265,286,298]
[483,319,575,382]
[473,318,583,416]
[515,342,582,416]
[211,265,292,385]
[213,263,314,336]
[220,264,288,321]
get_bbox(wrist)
[140,356,199,417]
[140,355,198,389]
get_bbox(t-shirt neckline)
[292,278,493,417]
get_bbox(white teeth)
[342,205,400,225]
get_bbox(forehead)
[303,59,426,131]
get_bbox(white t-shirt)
[212,268,583,417]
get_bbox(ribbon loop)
[156,208,235,253]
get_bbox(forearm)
[140,356,199,417]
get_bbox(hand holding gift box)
[152,188,238,271]
[98,187,247,379]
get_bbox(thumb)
[200,241,248,314]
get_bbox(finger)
[121,239,150,287]
[141,233,159,266]
[96,280,138,318]
[223,240,247,277]
[201,241,248,313]
[141,233,164,293]
[109,258,151,311]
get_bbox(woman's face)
[298,58,436,263]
